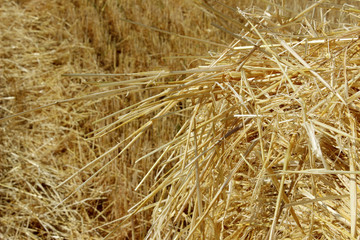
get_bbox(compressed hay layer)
[0,1,105,239]
[2,0,360,239]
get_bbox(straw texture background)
[1,0,360,239]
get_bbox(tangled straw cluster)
[99,4,360,239]
[2,0,360,239]
[89,3,360,239]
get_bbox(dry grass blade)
[119,17,231,49]
[269,134,297,239]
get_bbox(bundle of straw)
[2,0,360,239]
[89,1,360,239]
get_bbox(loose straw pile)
[2,0,360,239]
